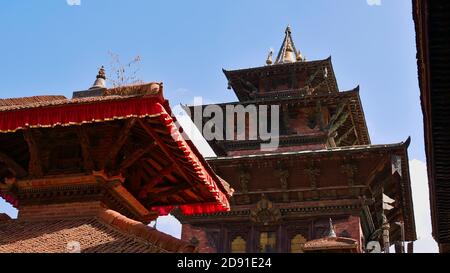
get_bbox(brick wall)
[18,201,106,221]
[181,224,217,253]
[333,215,364,252]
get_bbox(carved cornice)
[214,134,328,152]
[3,173,155,223]
[175,198,363,224]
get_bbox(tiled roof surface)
[0,209,196,253]
[303,237,358,251]
[0,95,137,112]
[0,96,67,108]
[0,83,163,112]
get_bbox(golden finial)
[266,49,273,65]
[90,66,106,89]
[283,41,295,63]
[97,66,106,80]
[296,50,304,62]
[285,24,291,34]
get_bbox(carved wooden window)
[259,232,277,253]
[231,236,246,253]
[290,234,307,253]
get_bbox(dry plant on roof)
[107,51,144,88]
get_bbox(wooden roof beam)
[347,104,360,145]
[76,126,95,172]
[146,182,192,205]
[103,118,137,170]
[0,151,27,178]
[23,130,43,178]
[366,157,389,187]
[336,126,355,146]
[139,163,174,198]
[119,142,157,173]
[137,119,195,187]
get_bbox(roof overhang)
[0,84,233,218]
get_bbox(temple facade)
[176,26,417,253]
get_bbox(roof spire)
[328,218,337,238]
[274,25,304,64]
[90,66,106,89]
[266,49,273,65]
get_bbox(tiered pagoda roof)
[0,72,234,253]
[178,26,417,252]
[185,86,370,156]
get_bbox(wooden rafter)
[146,183,192,204]
[103,118,137,169]
[137,119,193,186]
[347,104,360,145]
[130,166,144,194]
[145,157,178,183]
[139,164,174,198]
[119,142,157,172]
[0,151,27,178]
[366,157,389,187]
[336,126,355,146]
[138,118,206,202]
[76,126,95,171]
[328,111,350,135]
[23,130,43,178]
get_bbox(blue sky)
[0,0,437,252]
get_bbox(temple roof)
[206,138,416,242]
[0,95,67,108]
[0,209,196,253]
[206,140,410,161]
[303,237,359,252]
[184,86,371,152]
[0,82,233,216]
[223,57,340,102]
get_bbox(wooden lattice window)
[290,234,306,253]
[231,236,247,253]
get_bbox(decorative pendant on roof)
[270,25,305,65]
[90,66,106,89]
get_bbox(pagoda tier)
[184,86,370,156]
[178,26,416,253]
[223,57,339,102]
[175,140,416,252]
[0,83,233,221]
[223,26,339,102]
